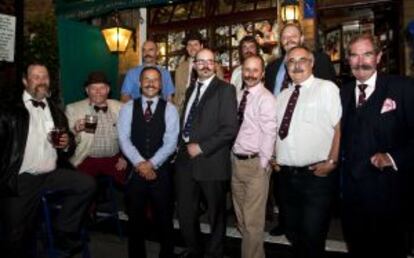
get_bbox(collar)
[290,74,315,90]
[244,82,264,95]
[197,75,215,87]
[142,95,160,106]
[356,71,377,89]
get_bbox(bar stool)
[40,189,91,258]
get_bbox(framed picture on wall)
[324,28,341,62]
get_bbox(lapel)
[360,74,389,113]
[181,84,196,126]
[197,76,219,110]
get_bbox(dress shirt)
[89,105,119,158]
[233,83,277,168]
[273,59,286,96]
[117,96,180,169]
[19,90,57,174]
[121,64,175,100]
[354,71,377,106]
[353,71,398,170]
[182,75,215,142]
[230,66,243,98]
[275,75,342,167]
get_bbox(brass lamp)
[101,11,133,52]
[280,0,300,23]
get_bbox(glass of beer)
[48,127,65,147]
[85,114,98,133]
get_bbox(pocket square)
[381,98,396,114]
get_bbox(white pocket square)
[381,98,396,114]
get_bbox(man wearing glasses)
[175,49,238,258]
[273,46,341,258]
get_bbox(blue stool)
[95,175,124,240]
[40,189,91,258]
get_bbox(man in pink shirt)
[231,55,277,258]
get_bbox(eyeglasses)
[194,59,215,66]
[286,57,312,68]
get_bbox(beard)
[33,84,50,99]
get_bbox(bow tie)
[30,99,46,109]
[94,105,108,113]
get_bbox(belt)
[233,153,258,160]
[280,165,310,173]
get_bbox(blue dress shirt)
[274,61,286,96]
[117,96,179,168]
[121,65,175,100]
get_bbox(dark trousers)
[271,172,285,228]
[0,168,96,258]
[341,173,406,258]
[126,168,174,258]
[175,155,228,258]
[279,166,334,258]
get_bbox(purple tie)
[278,85,301,140]
[237,90,249,125]
[144,100,153,122]
[357,84,368,107]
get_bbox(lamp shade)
[281,0,300,23]
[101,26,132,52]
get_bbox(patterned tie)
[280,71,291,92]
[183,82,203,138]
[237,90,249,125]
[278,85,301,140]
[30,99,45,109]
[357,84,368,107]
[144,100,153,122]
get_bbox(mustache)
[201,67,212,72]
[292,68,304,73]
[143,86,157,89]
[144,55,154,59]
[351,64,374,71]
[244,76,259,82]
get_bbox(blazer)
[0,97,75,197]
[174,56,225,116]
[177,76,238,181]
[340,74,414,177]
[65,99,122,166]
[265,51,336,93]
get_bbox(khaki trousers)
[231,155,271,258]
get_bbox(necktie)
[278,85,301,140]
[280,71,291,92]
[357,84,368,107]
[144,100,153,122]
[30,99,45,109]
[94,105,108,113]
[183,82,203,138]
[237,90,249,125]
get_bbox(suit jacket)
[0,97,75,197]
[340,74,414,212]
[265,51,336,93]
[176,76,238,181]
[65,99,122,166]
[174,56,225,116]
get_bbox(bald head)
[142,40,158,65]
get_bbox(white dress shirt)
[275,75,342,167]
[182,75,215,142]
[19,91,57,174]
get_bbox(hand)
[55,133,70,149]
[309,161,336,177]
[370,153,392,171]
[135,161,157,180]
[115,157,127,171]
[74,119,85,133]
[187,143,202,158]
[269,158,281,172]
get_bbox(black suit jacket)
[0,97,75,197]
[177,76,238,181]
[340,74,414,211]
[265,51,336,93]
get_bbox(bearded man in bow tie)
[0,61,96,258]
[340,34,414,258]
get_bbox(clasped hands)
[135,160,157,181]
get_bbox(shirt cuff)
[260,157,269,169]
[386,153,398,171]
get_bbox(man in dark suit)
[0,62,96,258]
[175,49,238,258]
[264,22,336,236]
[340,34,414,258]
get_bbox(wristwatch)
[326,159,337,165]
